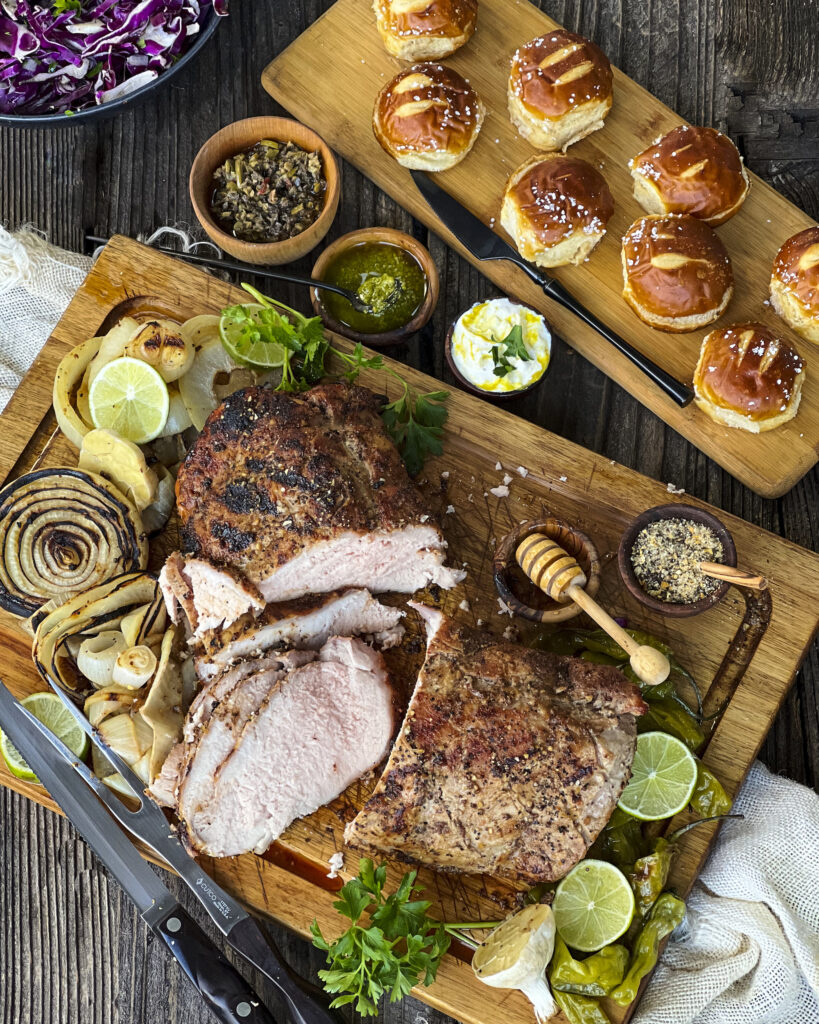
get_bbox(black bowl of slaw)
[0,2,223,127]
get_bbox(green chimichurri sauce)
[322,242,427,333]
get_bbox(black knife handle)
[156,906,278,1024]
[542,278,695,407]
[227,916,344,1024]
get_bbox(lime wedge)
[220,304,287,369]
[89,356,170,444]
[1,692,90,785]
[553,859,635,952]
[618,731,698,821]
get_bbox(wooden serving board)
[261,0,819,499]
[1,238,818,1024]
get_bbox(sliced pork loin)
[154,637,394,857]
[195,589,405,680]
[344,605,647,884]
[172,383,464,612]
[160,552,264,636]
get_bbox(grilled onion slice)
[0,468,148,618]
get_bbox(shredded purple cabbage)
[0,0,227,115]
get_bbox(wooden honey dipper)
[516,533,671,686]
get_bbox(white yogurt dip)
[450,298,551,393]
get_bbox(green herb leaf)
[490,323,533,378]
[383,384,448,476]
[53,0,81,12]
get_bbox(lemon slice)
[618,731,699,821]
[1,692,90,785]
[473,905,557,1022]
[88,356,170,444]
[220,304,287,369]
[552,860,635,953]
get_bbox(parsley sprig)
[223,285,449,475]
[311,859,497,1017]
[490,323,533,378]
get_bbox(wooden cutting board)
[261,0,819,499]
[1,237,818,1024]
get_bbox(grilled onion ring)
[0,468,148,617]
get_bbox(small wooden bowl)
[618,503,738,618]
[445,306,551,401]
[310,228,439,347]
[189,116,340,265]
[494,519,601,623]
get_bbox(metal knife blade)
[0,683,277,1024]
[410,170,537,272]
[410,170,695,407]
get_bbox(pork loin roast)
[344,605,648,883]
[169,384,464,623]
[153,637,394,857]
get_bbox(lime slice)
[553,859,635,952]
[220,304,287,369]
[88,356,170,444]
[618,731,698,821]
[473,904,555,984]
[1,692,90,785]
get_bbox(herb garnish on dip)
[450,299,551,393]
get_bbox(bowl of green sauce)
[311,228,439,346]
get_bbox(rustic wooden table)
[1,2,817,1023]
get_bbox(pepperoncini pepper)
[628,838,674,921]
[549,940,613,1023]
[610,893,686,1006]
[690,762,732,816]
[550,937,629,997]
[638,697,705,750]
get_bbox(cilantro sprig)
[311,859,498,1017]
[490,323,533,378]
[222,286,450,475]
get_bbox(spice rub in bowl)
[618,504,737,617]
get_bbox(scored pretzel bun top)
[500,153,614,268]
[693,323,805,433]
[621,214,734,332]
[770,226,819,344]
[630,125,750,226]
[508,29,613,152]
[373,63,485,171]
[372,0,478,60]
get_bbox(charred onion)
[0,469,148,618]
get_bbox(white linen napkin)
[0,225,817,1024]
[633,762,819,1024]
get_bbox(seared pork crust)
[177,383,440,586]
[344,607,648,883]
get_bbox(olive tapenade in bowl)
[190,116,340,265]
[310,228,439,346]
[618,504,737,617]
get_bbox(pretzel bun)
[500,153,614,267]
[508,29,613,152]
[630,125,750,226]
[373,0,478,60]
[373,63,484,170]
[693,323,805,433]
[770,227,819,344]
[621,214,733,332]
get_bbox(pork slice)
[181,636,394,857]
[160,553,264,637]
[175,383,465,604]
[344,606,647,884]
[195,589,405,681]
[176,651,317,834]
[149,741,185,807]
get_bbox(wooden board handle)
[700,562,768,591]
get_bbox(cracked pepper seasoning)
[630,518,724,603]
[211,140,325,243]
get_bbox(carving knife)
[28,668,343,1024]
[0,681,277,1024]
[410,170,695,407]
